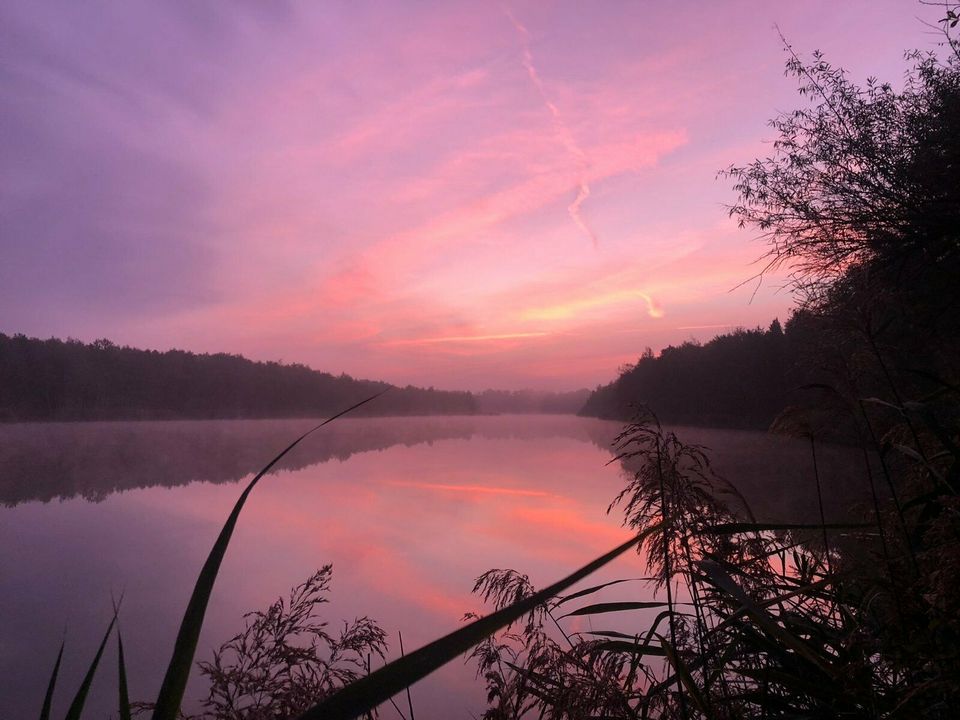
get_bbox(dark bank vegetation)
[180,567,389,720]
[0,334,476,421]
[31,10,960,720]
[0,333,590,422]
[579,321,790,430]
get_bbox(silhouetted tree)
[580,323,790,429]
[0,334,477,421]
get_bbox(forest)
[579,321,791,429]
[0,334,595,421]
[578,311,882,438]
[0,334,477,420]
[476,388,591,415]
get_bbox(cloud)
[0,68,217,330]
[379,331,550,347]
[676,323,734,330]
[523,289,664,322]
[1,0,827,390]
[506,7,599,248]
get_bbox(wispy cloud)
[6,0,918,388]
[523,289,664,321]
[506,7,598,248]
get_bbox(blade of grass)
[552,577,654,607]
[296,522,663,720]
[656,633,709,716]
[559,600,672,619]
[118,629,131,720]
[589,640,667,657]
[151,390,388,720]
[63,610,118,720]
[698,560,835,676]
[584,630,640,640]
[38,640,64,720]
[703,521,873,534]
[398,631,415,720]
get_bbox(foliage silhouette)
[182,567,387,720]
[0,334,474,422]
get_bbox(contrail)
[643,293,664,319]
[506,8,599,248]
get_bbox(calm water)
[0,415,867,718]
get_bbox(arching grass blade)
[559,600,671,619]
[703,521,872,534]
[589,640,666,657]
[38,640,64,720]
[552,577,654,607]
[63,611,118,720]
[118,629,131,720]
[151,390,388,720]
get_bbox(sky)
[0,1,949,390]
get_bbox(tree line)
[579,320,797,430]
[0,333,595,421]
[0,334,477,421]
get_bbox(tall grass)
[458,406,960,718]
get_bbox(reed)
[458,406,959,719]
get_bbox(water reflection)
[0,415,618,506]
[0,416,631,719]
[0,416,870,719]
[0,416,868,521]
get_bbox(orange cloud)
[676,323,733,330]
[379,331,549,347]
[523,289,664,322]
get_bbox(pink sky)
[1,1,947,389]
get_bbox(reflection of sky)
[1,1,942,389]
[0,417,650,718]
[0,415,868,717]
[0,415,618,505]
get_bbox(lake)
[0,415,868,718]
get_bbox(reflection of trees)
[0,417,469,506]
[0,414,867,523]
[0,416,618,506]
[601,423,868,526]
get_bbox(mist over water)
[0,415,865,718]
